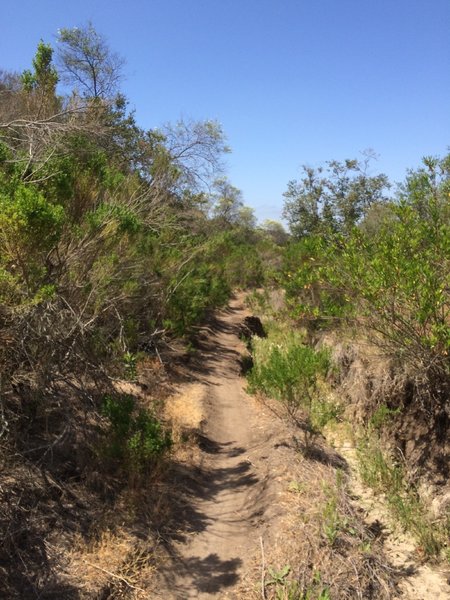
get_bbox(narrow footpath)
[155,295,276,599]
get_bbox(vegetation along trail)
[1,27,448,599]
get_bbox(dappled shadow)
[274,433,349,471]
[0,465,85,600]
[168,454,259,542]
[159,431,259,594]
[154,295,262,595]
[302,442,349,471]
[195,434,246,458]
[170,554,242,596]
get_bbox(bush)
[282,236,350,329]
[101,394,172,471]
[247,334,330,421]
[281,156,450,406]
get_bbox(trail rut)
[156,295,274,598]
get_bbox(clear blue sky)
[1,0,449,222]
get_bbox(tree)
[237,205,257,230]
[57,23,125,99]
[211,177,244,225]
[260,219,289,245]
[398,154,450,221]
[283,157,390,239]
[21,41,58,94]
[282,166,324,239]
[20,41,59,118]
[0,70,24,124]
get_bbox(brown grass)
[65,530,158,599]
[164,383,206,442]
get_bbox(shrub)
[101,394,172,471]
[247,336,330,421]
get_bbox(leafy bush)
[101,394,172,471]
[282,236,350,329]
[333,202,449,374]
[281,155,450,405]
[247,334,330,420]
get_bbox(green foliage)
[87,202,142,234]
[369,404,401,430]
[247,332,330,419]
[282,236,349,327]
[310,396,342,430]
[164,259,230,336]
[245,289,270,313]
[281,154,450,403]
[123,351,138,380]
[283,157,390,239]
[21,40,58,94]
[221,237,264,288]
[265,565,331,600]
[336,203,449,366]
[322,493,341,546]
[0,183,64,250]
[101,394,172,471]
[266,564,291,586]
[0,183,65,293]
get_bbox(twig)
[82,560,145,593]
[260,535,266,600]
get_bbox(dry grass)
[232,392,396,600]
[264,458,394,599]
[64,529,158,599]
[164,383,206,442]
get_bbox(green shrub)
[281,155,450,405]
[101,394,172,471]
[247,337,330,420]
[369,404,401,431]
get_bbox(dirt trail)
[157,295,275,599]
[155,294,449,600]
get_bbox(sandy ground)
[337,441,450,600]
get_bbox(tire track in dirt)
[156,294,276,599]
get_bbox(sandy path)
[158,295,271,599]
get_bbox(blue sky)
[1,0,449,222]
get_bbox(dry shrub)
[65,530,158,599]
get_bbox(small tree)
[57,23,125,99]
[211,177,244,226]
[21,41,59,118]
[260,219,289,246]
